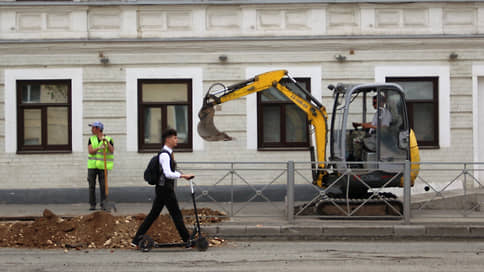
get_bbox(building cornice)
[0,0,483,6]
[1,34,484,44]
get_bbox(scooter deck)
[152,241,187,248]
[139,235,209,252]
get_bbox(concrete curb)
[201,224,484,240]
[2,202,484,241]
[0,185,318,204]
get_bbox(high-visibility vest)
[88,136,114,170]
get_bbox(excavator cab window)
[330,85,409,171]
[330,92,346,163]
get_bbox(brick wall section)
[0,2,482,191]
[0,56,479,189]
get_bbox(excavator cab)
[325,83,418,198]
[330,83,410,169]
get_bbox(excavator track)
[295,196,403,217]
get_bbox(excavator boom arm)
[203,70,286,106]
[198,70,329,184]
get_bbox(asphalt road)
[1,241,484,272]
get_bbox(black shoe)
[89,205,96,211]
[131,236,142,248]
[185,240,195,248]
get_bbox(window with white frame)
[137,79,192,152]
[257,77,311,149]
[16,80,72,152]
[386,77,439,147]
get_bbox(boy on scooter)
[131,129,195,248]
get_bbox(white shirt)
[159,145,181,179]
[371,107,392,127]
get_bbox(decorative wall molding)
[1,3,484,40]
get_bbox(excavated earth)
[0,208,226,249]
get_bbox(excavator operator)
[352,94,392,130]
[350,94,392,161]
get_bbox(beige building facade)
[0,0,483,193]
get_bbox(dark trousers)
[87,168,106,207]
[134,182,190,242]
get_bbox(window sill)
[257,147,310,152]
[418,145,440,150]
[16,150,72,155]
[138,148,193,153]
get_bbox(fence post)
[287,160,295,224]
[230,162,234,217]
[403,160,411,224]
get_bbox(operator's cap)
[88,121,104,130]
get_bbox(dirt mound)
[0,208,226,249]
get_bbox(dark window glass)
[17,80,72,152]
[257,78,311,149]
[386,77,439,148]
[138,79,192,152]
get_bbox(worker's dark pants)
[87,168,106,207]
[134,182,190,242]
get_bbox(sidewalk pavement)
[2,202,484,240]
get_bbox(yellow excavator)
[198,70,420,216]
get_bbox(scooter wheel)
[139,235,154,252]
[195,237,209,252]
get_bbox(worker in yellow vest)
[87,121,114,210]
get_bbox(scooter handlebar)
[188,177,195,194]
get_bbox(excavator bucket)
[197,105,233,141]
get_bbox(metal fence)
[177,161,484,224]
[177,162,289,219]
[411,162,484,220]
[291,161,408,222]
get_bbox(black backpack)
[143,150,168,185]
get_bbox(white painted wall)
[0,1,480,190]
[472,65,484,181]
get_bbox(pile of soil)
[0,208,226,249]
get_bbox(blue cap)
[88,121,104,130]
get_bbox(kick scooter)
[138,178,209,252]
